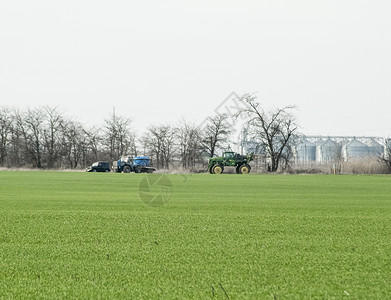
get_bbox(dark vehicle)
[86,161,111,172]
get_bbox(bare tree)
[16,108,46,168]
[103,112,135,160]
[143,124,176,169]
[177,120,203,169]
[8,109,23,167]
[84,126,101,163]
[237,93,298,172]
[379,139,391,173]
[0,106,12,166]
[202,113,231,158]
[42,106,64,168]
[61,120,90,169]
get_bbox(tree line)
[0,106,232,170]
[0,94,304,171]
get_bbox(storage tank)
[343,139,368,160]
[365,139,383,157]
[316,139,339,162]
[295,139,316,163]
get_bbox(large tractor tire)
[238,164,251,174]
[123,166,131,173]
[212,165,224,174]
[134,166,141,174]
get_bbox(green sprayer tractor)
[207,151,254,174]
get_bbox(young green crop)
[0,172,390,298]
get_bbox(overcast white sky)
[1,0,390,137]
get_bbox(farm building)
[240,131,388,164]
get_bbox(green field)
[1,172,390,299]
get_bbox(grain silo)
[316,139,339,163]
[295,139,316,163]
[365,139,383,157]
[343,139,368,160]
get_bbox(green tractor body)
[207,151,253,174]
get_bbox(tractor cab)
[222,152,237,167]
[223,152,235,159]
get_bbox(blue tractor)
[113,156,156,173]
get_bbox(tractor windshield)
[224,152,234,159]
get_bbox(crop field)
[0,172,391,299]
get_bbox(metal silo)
[365,139,383,157]
[295,139,316,163]
[343,139,368,160]
[316,139,339,163]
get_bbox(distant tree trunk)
[16,108,45,168]
[202,113,231,158]
[177,120,203,169]
[379,139,391,173]
[144,124,176,169]
[85,127,100,163]
[103,112,135,161]
[0,107,12,166]
[43,106,63,168]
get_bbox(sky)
[1,0,390,138]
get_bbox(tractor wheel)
[212,165,224,174]
[239,164,251,174]
[135,166,141,174]
[123,166,131,173]
[236,166,240,174]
